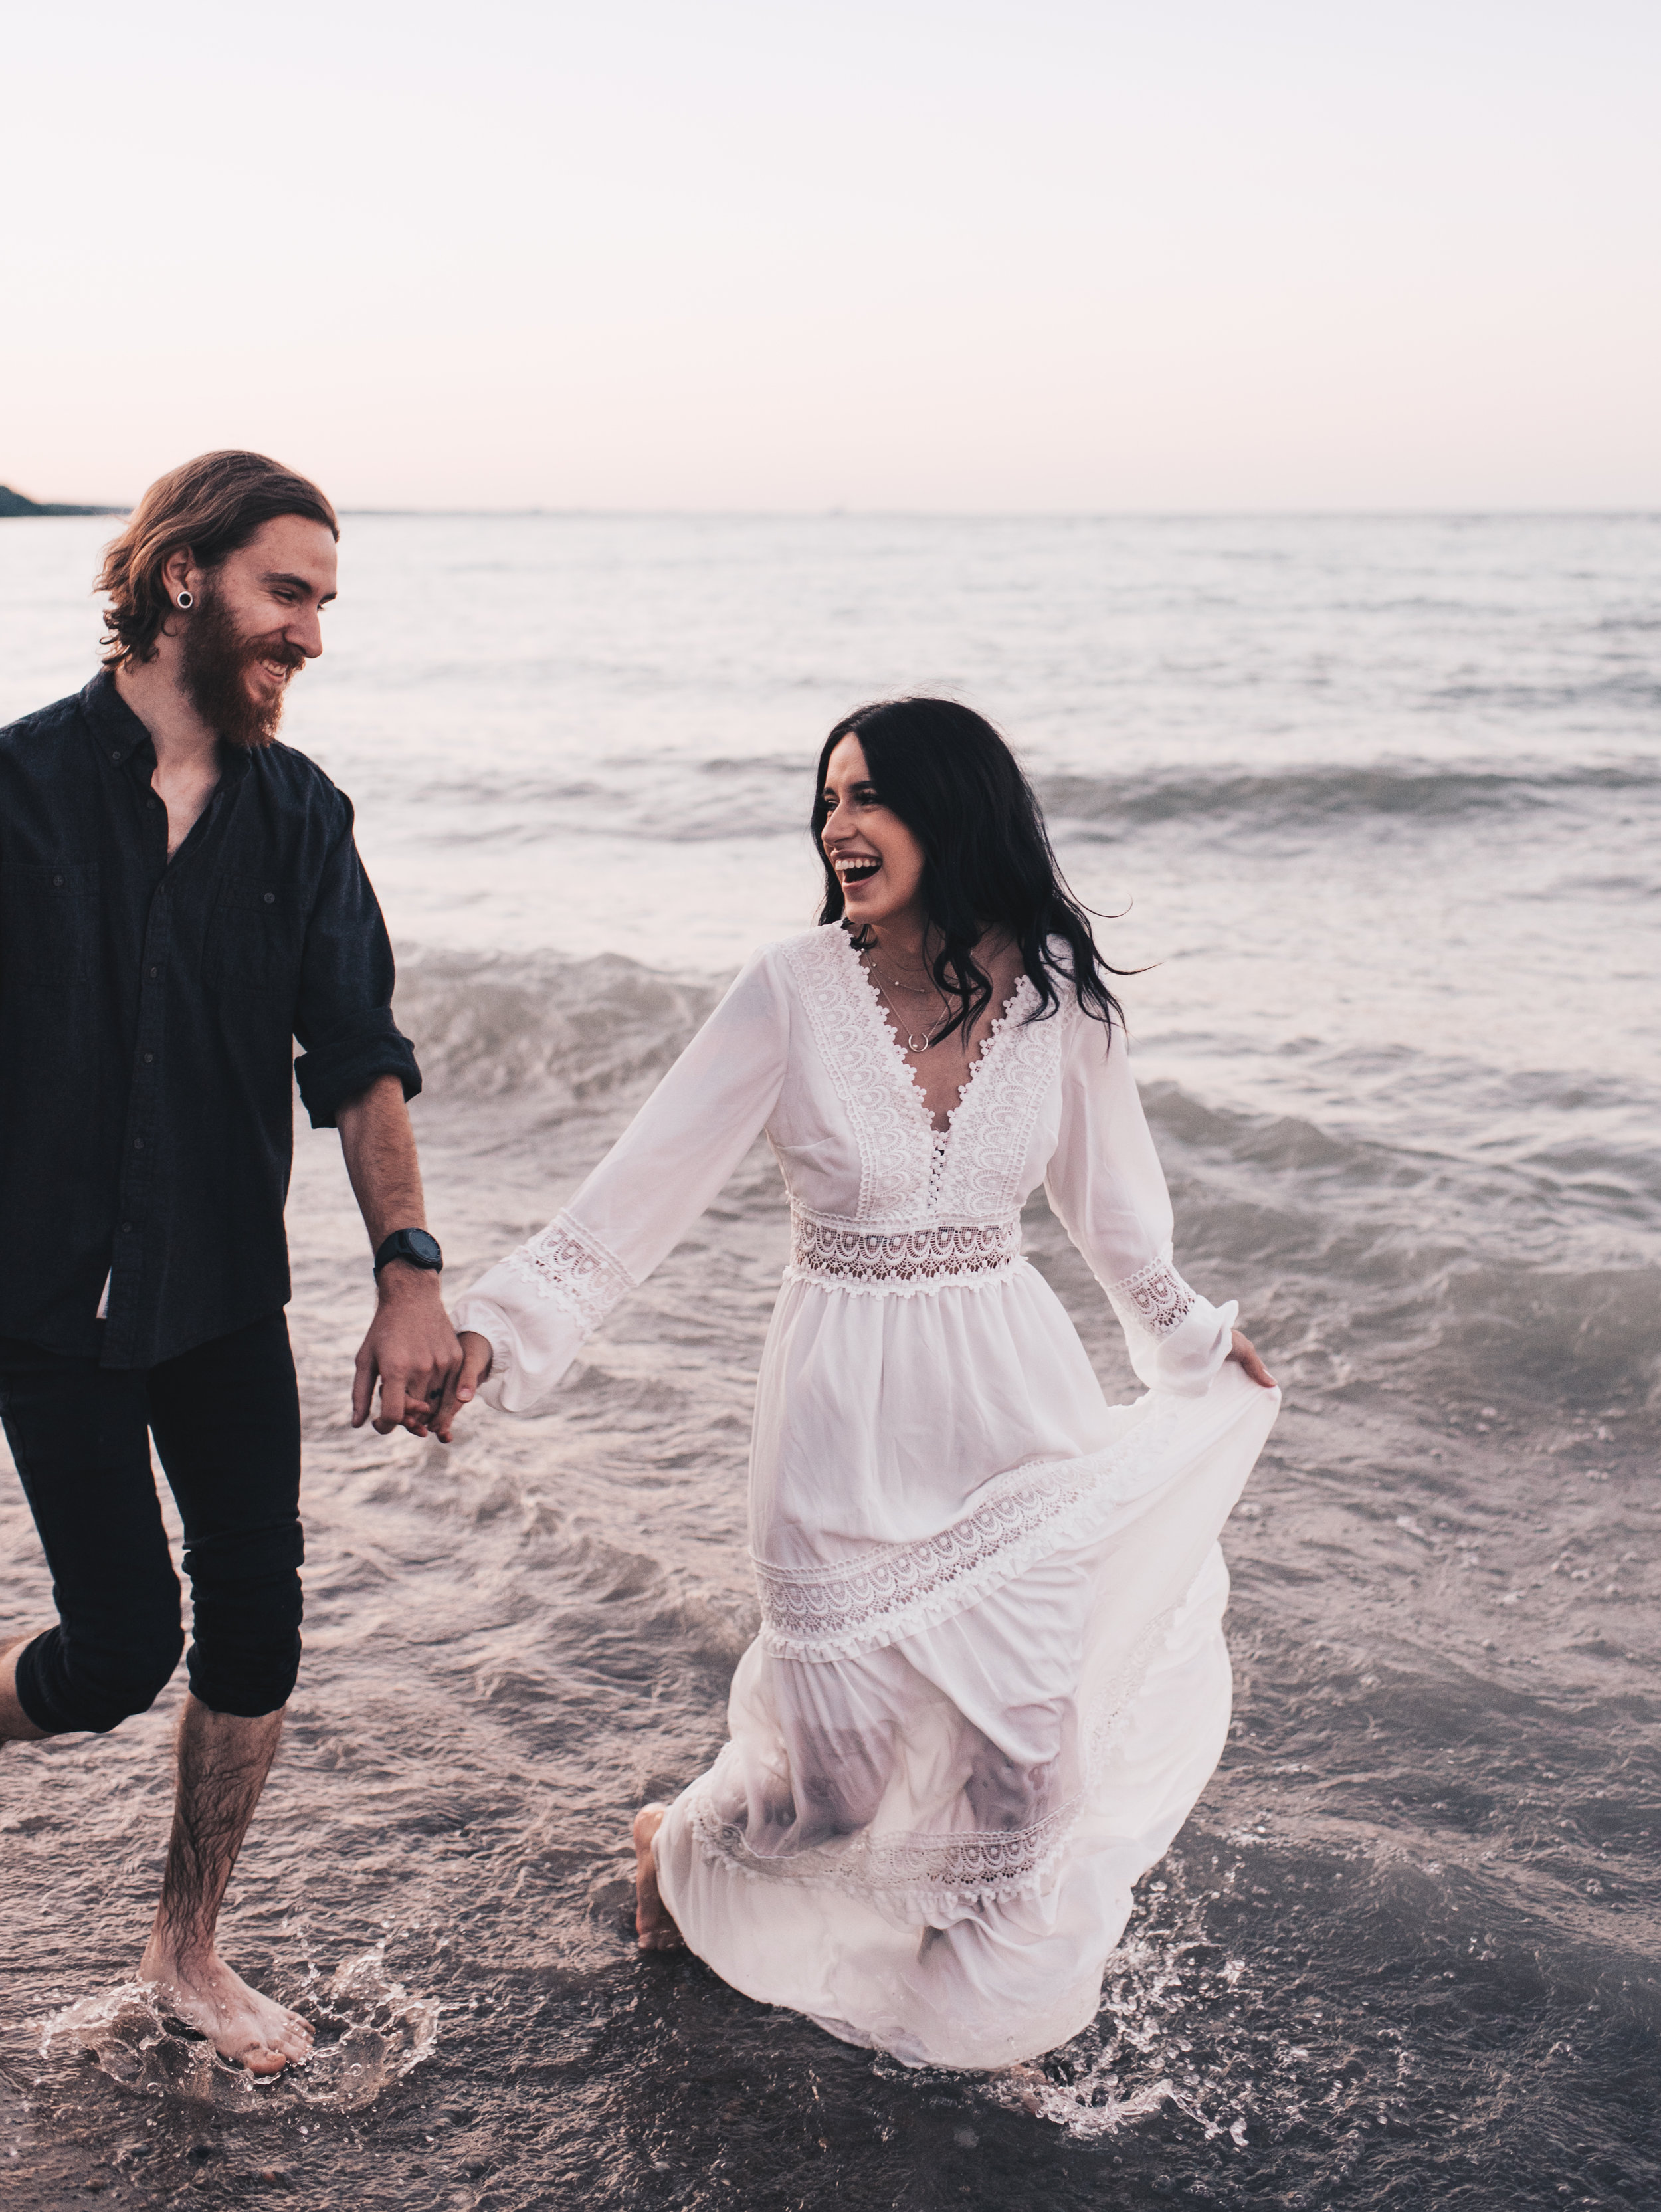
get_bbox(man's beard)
[178,585,306,750]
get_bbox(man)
[0,450,469,2073]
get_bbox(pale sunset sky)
[3,0,1656,511]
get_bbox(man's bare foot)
[137,1939,314,2074]
[633,1803,684,1952]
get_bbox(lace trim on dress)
[686,1605,1177,1911]
[780,927,1070,1230]
[847,943,1058,1224]
[782,928,937,1220]
[933,979,1068,1222]
[753,1398,1187,1664]
[785,1209,1022,1296]
[1105,1250,1199,1340]
[500,1209,635,1336]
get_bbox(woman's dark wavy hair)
[812,697,1126,1044]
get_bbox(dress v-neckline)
[835,926,1032,1142]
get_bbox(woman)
[450,698,1279,2071]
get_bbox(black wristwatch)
[373,1227,443,1279]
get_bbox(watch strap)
[373,1227,444,1277]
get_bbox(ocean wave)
[1424,673,1661,714]
[384,755,1661,853]
[1141,1072,1661,1235]
[399,949,718,1108]
[398,754,808,845]
[1038,759,1661,836]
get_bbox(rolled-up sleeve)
[292,801,421,1129]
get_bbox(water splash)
[39,1946,439,2115]
[979,1868,1272,2146]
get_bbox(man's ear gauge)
[176,591,193,609]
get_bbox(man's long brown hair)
[96,450,338,669]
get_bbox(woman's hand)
[1226,1328,1276,1389]
[431,1330,495,1443]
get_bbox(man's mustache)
[243,633,308,675]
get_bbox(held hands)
[451,1332,494,1436]
[351,1264,471,1441]
[1226,1327,1277,1389]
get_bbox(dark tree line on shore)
[0,484,124,518]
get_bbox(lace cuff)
[500,1209,635,1338]
[1104,1250,1199,1340]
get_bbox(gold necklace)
[862,934,943,996]
[864,954,947,1052]
[874,963,936,996]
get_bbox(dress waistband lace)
[787,1209,1021,1294]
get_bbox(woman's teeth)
[836,858,880,884]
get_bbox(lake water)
[1,512,1657,2209]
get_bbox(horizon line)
[331,504,1661,522]
[8,504,1661,524]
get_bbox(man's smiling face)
[178,514,338,748]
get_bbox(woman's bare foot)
[633,1803,684,1952]
[1003,2062,1049,2116]
[137,1938,314,2075]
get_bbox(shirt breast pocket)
[0,861,99,989]
[209,876,302,1005]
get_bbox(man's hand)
[351,1266,464,1438]
[428,1331,495,1444]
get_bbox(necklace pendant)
[906,1029,931,1052]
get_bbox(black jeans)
[1,1314,304,1734]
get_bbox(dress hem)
[682,1601,1179,1914]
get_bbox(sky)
[3,0,1658,512]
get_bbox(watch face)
[404,1229,442,1266]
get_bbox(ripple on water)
[38,1948,439,2116]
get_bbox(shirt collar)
[81,666,156,767]
[80,666,253,788]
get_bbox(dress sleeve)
[449,946,790,1414]
[1042,1011,1238,1397]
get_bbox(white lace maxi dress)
[451,923,1280,2070]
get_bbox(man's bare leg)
[136,1695,314,2073]
[5,1645,306,2067]
[0,1633,48,1745]
[633,1803,684,1951]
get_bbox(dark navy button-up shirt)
[0,669,421,1368]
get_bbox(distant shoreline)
[0,484,126,518]
[314,506,1661,522]
[3,494,1657,523]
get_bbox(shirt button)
[263,892,276,904]
[143,1051,154,1064]
[52,874,64,887]
[148,966,158,978]
[133,1138,144,1150]
[121,1221,133,1233]
[110,750,121,762]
